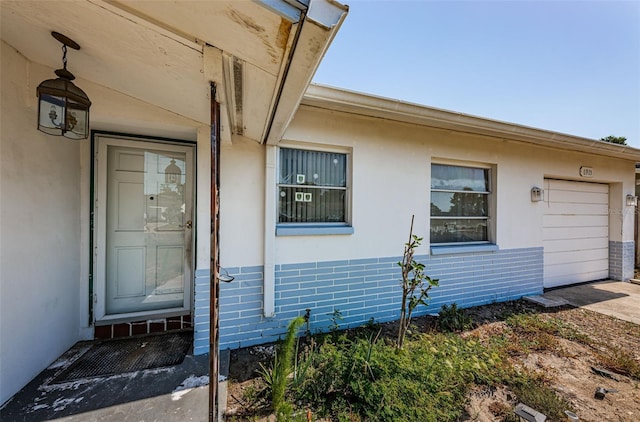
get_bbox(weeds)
[250,302,624,421]
[503,313,567,353]
[504,312,640,380]
[258,316,306,421]
[438,303,473,332]
[329,308,343,333]
[291,331,511,421]
[509,373,574,421]
[595,346,640,380]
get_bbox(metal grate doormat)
[51,331,192,383]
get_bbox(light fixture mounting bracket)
[51,31,80,50]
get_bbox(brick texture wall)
[609,241,634,281]
[194,247,543,354]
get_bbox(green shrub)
[438,303,473,332]
[293,332,509,421]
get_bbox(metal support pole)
[209,82,221,422]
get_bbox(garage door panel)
[543,214,608,228]
[543,237,608,254]
[544,203,609,216]
[544,248,608,265]
[544,269,609,288]
[543,226,609,241]
[545,179,609,194]
[544,259,609,277]
[543,179,609,288]
[547,190,608,204]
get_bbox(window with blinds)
[278,148,348,224]
[430,163,491,244]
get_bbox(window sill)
[276,225,354,236]
[430,244,499,255]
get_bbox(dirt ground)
[462,303,640,421]
[225,301,640,421]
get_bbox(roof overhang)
[303,84,640,161]
[0,0,347,144]
[263,0,349,145]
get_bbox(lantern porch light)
[37,32,91,140]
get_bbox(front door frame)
[90,131,196,324]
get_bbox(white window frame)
[430,161,495,246]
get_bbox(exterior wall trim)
[276,225,354,236]
[431,244,499,255]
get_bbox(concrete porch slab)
[523,295,569,308]
[541,280,640,325]
[1,345,231,422]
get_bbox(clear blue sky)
[313,0,640,147]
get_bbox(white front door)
[95,135,194,320]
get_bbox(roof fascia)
[303,84,640,161]
[263,0,348,145]
[255,0,307,22]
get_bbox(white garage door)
[543,179,609,288]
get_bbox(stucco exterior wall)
[282,105,636,258]
[1,42,82,404]
[219,138,266,266]
[202,102,636,352]
[0,41,207,403]
[194,137,265,354]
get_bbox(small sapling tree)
[397,215,439,349]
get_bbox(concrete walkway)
[0,345,229,422]
[53,383,210,422]
[542,280,640,325]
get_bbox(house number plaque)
[579,166,593,178]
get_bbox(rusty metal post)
[209,82,221,422]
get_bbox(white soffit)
[1,0,209,124]
[302,84,640,161]
[114,0,291,76]
[1,0,346,144]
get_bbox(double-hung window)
[430,163,491,244]
[278,147,349,228]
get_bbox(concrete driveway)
[542,280,640,325]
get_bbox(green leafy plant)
[293,330,510,421]
[397,215,439,349]
[257,356,276,390]
[292,336,317,393]
[438,303,473,332]
[251,302,597,421]
[329,308,343,333]
[257,316,305,421]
